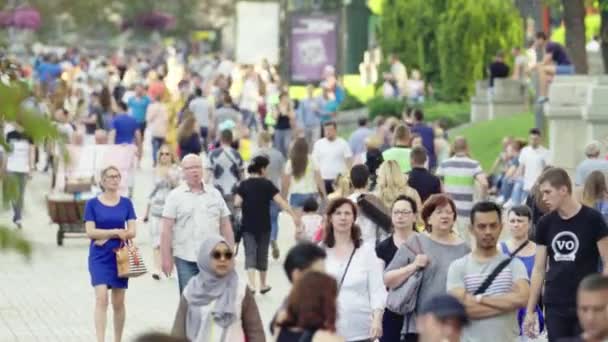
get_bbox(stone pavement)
[0,151,298,341]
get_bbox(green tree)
[379,0,522,101]
[0,57,61,259]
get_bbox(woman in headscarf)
[171,235,266,342]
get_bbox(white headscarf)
[183,235,238,339]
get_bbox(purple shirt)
[546,41,571,66]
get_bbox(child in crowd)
[295,197,323,242]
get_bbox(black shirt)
[535,205,608,306]
[489,61,510,87]
[178,133,202,158]
[236,177,279,234]
[376,235,399,268]
[408,167,442,203]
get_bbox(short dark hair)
[509,205,532,221]
[470,201,502,225]
[529,128,541,136]
[323,120,337,128]
[220,129,233,144]
[579,274,608,292]
[358,117,368,127]
[350,164,370,189]
[535,32,547,40]
[410,146,428,165]
[117,101,128,111]
[393,195,418,214]
[247,155,270,174]
[537,167,572,194]
[195,87,202,97]
[283,243,327,282]
[303,197,319,212]
[413,108,424,122]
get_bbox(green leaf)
[0,227,32,259]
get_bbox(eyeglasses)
[212,250,234,260]
[105,174,121,180]
[393,210,413,216]
[160,152,170,156]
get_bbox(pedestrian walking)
[448,201,530,342]
[375,160,422,216]
[146,94,169,166]
[524,168,608,341]
[142,145,180,280]
[312,121,353,194]
[323,197,386,342]
[416,294,469,342]
[160,154,235,293]
[171,235,265,342]
[84,166,137,342]
[382,124,413,173]
[271,92,296,157]
[385,194,470,342]
[4,123,35,229]
[407,146,441,204]
[282,137,327,211]
[235,155,299,294]
[177,113,202,159]
[274,271,343,342]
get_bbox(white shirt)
[312,137,352,180]
[519,145,550,191]
[325,243,387,341]
[5,131,32,173]
[162,183,230,262]
[284,158,318,195]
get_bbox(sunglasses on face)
[160,152,170,156]
[212,250,234,260]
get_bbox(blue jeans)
[242,110,258,131]
[270,202,280,242]
[151,137,165,165]
[509,179,529,205]
[289,193,317,209]
[500,178,515,200]
[174,257,199,294]
[274,129,292,157]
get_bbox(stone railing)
[544,75,608,174]
[336,107,369,133]
[470,78,527,123]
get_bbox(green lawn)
[450,112,534,171]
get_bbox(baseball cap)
[419,294,469,324]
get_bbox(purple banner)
[289,13,339,83]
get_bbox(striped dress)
[436,155,483,218]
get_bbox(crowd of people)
[2,38,608,342]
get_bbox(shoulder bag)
[386,235,424,315]
[338,247,357,290]
[474,241,529,295]
[115,240,147,278]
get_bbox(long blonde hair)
[582,171,608,207]
[376,160,411,208]
[329,173,352,199]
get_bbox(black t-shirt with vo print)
[236,177,279,234]
[535,205,608,306]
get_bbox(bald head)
[453,136,468,154]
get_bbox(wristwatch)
[475,294,484,303]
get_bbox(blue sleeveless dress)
[500,242,545,336]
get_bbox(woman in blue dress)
[501,205,545,340]
[85,165,137,342]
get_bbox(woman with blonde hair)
[375,160,422,215]
[142,144,180,280]
[582,170,608,219]
[327,173,352,201]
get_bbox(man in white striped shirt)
[447,201,529,342]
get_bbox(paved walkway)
[0,149,297,341]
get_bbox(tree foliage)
[379,0,523,101]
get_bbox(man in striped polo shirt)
[436,137,488,243]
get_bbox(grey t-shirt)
[385,234,470,333]
[574,158,608,186]
[446,253,528,342]
[188,97,212,128]
[254,147,286,190]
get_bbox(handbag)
[386,235,424,315]
[474,241,529,295]
[115,240,147,278]
[356,193,392,233]
[65,176,94,193]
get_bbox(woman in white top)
[323,197,387,342]
[282,137,327,212]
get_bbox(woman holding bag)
[383,194,469,342]
[85,165,137,342]
[323,197,387,342]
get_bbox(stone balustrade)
[470,78,527,123]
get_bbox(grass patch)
[289,74,375,103]
[450,112,534,171]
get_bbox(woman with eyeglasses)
[142,144,180,280]
[384,194,470,342]
[172,235,265,342]
[375,195,419,342]
[85,166,137,342]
